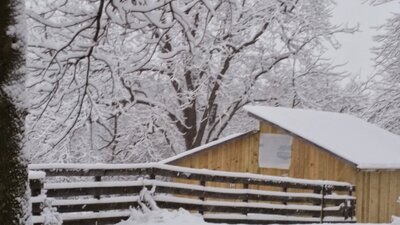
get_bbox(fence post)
[199,178,206,215]
[282,186,288,205]
[348,186,355,220]
[242,181,249,215]
[320,185,326,223]
[94,175,102,200]
[28,171,45,216]
[243,182,249,203]
[29,178,43,198]
[92,175,102,214]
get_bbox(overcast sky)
[327,0,400,79]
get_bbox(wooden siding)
[260,121,400,223]
[170,120,400,223]
[356,170,400,223]
[174,131,260,173]
[259,121,357,183]
[173,132,258,189]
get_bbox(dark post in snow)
[0,0,27,224]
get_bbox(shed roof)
[244,105,400,170]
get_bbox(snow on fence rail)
[28,163,356,225]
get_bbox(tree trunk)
[0,0,27,224]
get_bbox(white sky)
[327,0,400,78]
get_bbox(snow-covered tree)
[365,0,400,134]
[26,0,212,162]
[27,0,359,163]
[0,0,28,224]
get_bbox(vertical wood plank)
[379,171,390,222]
[368,172,380,223]
[388,171,400,221]
[355,171,364,222]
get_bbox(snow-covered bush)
[139,186,159,211]
[117,186,208,225]
[116,208,207,225]
[41,199,62,225]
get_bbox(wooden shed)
[160,106,400,223]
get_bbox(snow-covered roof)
[244,105,400,170]
[160,131,258,164]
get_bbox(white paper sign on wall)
[259,133,293,169]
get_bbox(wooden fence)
[28,163,356,225]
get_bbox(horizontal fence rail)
[28,163,356,225]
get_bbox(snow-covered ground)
[116,208,399,225]
[115,208,213,225]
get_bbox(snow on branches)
[26,0,359,163]
[364,0,400,135]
